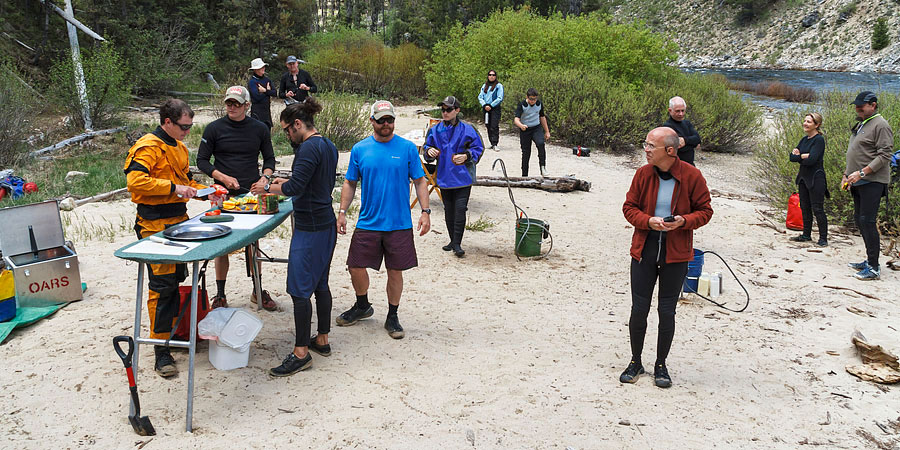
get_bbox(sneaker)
[816,239,828,247]
[854,264,880,281]
[269,352,312,377]
[308,335,331,357]
[442,243,453,251]
[540,166,548,177]
[790,234,812,242]
[154,346,177,378]
[250,289,278,311]
[384,314,405,339]
[452,244,465,257]
[848,260,869,270]
[211,293,228,309]
[335,304,374,326]
[654,363,672,388]
[491,145,499,151]
[619,360,645,384]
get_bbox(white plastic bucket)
[218,309,263,348]
[209,340,250,370]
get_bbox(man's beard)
[376,124,394,138]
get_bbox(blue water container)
[683,249,704,293]
[0,296,14,322]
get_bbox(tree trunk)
[473,175,592,193]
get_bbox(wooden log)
[74,187,128,206]
[30,126,126,156]
[165,91,218,98]
[474,175,591,192]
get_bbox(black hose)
[682,250,751,313]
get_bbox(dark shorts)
[287,227,337,298]
[346,228,418,271]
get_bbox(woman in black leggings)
[789,112,828,246]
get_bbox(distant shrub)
[728,80,817,103]
[872,17,890,51]
[425,9,678,111]
[752,91,900,232]
[0,61,42,166]
[304,29,427,99]
[118,23,215,94]
[314,93,371,152]
[48,43,131,129]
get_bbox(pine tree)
[872,17,890,51]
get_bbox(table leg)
[130,263,145,418]
[186,261,199,433]
[249,242,263,312]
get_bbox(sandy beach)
[1,106,898,449]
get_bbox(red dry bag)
[786,193,804,231]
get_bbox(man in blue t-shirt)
[335,100,431,339]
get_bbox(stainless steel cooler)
[0,200,82,307]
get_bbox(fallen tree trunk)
[74,187,128,206]
[474,175,591,192]
[30,126,127,156]
[165,91,218,97]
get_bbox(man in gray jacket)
[843,91,893,280]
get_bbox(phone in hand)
[663,215,675,222]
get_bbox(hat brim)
[224,94,248,104]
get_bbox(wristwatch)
[264,174,273,181]
[264,183,271,192]
[421,208,431,214]
[859,170,866,178]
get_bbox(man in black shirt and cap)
[662,96,701,166]
[278,55,317,105]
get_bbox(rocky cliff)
[614,0,900,72]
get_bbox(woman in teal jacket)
[478,70,504,150]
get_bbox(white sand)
[1,107,898,449]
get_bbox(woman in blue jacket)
[789,112,828,246]
[424,96,485,257]
[248,58,277,128]
[478,70,504,150]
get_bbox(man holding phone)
[620,127,713,388]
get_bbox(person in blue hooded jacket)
[477,70,504,150]
[424,96,485,257]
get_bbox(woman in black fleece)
[789,112,828,246]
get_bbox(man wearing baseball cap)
[197,86,278,306]
[279,55,317,105]
[335,100,432,339]
[843,91,893,280]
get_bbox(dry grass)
[729,80,817,103]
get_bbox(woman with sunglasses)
[789,112,828,247]
[478,70,504,150]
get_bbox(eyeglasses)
[173,121,193,131]
[441,107,455,113]
[225,101,242,108]
[642,142,658,150]
[375,116,395,124]
[282,124,293,135]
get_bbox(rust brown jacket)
[623,158,713,263]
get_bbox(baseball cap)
[437,96,460,109]
[370,100,395,120]
[851,91,877,106]
[286,55,298,64]
[224,86,250,104]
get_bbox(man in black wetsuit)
[662,96,701,166]
[196,85,277,310]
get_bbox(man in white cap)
[279,55,317,105]
[197,85,278,310]
[335,100,431,339]
[248,58,276,128]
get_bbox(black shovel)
[113,336,156,436]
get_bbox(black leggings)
[442,186,471,246]
[851,182,886,267]
[485,106,501,146]
[797,176,827,240]
[292,290,332,347]
[628,232,688,365]
[519,126,546,176]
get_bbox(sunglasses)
[375,116,395,124]
[441,107,456,113]
[173,121,193,131]
[225,101,243,108]
[282,124,293,135]
[488,73,497,77]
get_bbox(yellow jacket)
[124,129,206,219]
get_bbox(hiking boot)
[452,244,465,257]
[250,289,277,311]
[848,260,869,270]
[384,314,405,339]
[816,238,828,247]
[308,335,331,357]
[654,363,672,388]
[619,360,645,384]
[211,293,228,309]
[790,234,812,242]
[491,145,498,151]
[442,243,453,251]
[336,304,374,326]
[269,352,312,377]
[854,264,880,281]
[540,166,548,177]
[154,346,177,378]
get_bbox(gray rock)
[801,11,819,28]
[59,197,77,211]
[836,11,850,25]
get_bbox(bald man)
[662,96,701,166]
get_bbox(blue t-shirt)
[345,135,425,231]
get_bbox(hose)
[681,250,751,313]
[491,158,553,260]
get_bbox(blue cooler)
[683,249,704,294]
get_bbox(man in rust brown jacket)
[620,127,713,388]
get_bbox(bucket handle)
[514,219,554,261]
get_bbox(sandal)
[251,289,277,311]
[211,293,228,309]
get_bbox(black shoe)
[335,304,374,326]
[269,352,312,377]
[154,346,177,378]
[654,363,672,388]
[619,360,644,383]
[790,234,812,242]
[816,238,828,247]
[308,335,332,357]
[452,244,465,257]
[384,314,405,339]
[442,243,453,251]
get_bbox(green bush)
[117,24,215,94]
[425,9,678,111]
[304,29,427,99]
[48,44,132,129]
[752,91,900,231]
[872,17,890,51]
[0,61,42,166]
[312,93,371,152]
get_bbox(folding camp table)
[113,199,293,432]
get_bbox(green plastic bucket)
[515,218,548,257]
